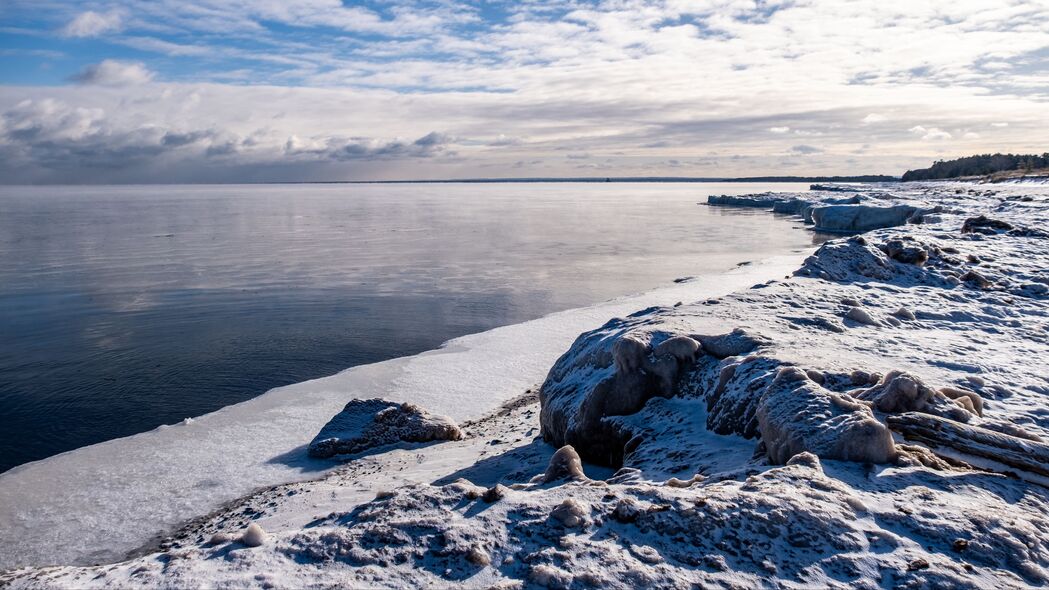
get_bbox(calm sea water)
[0,182,815,472]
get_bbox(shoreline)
[0,251,809,571]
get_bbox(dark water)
[0,182,814,472]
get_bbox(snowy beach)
[3,181,1048,588]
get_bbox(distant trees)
[902,153,1049,181]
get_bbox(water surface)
[0,182,813,472]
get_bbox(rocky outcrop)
[308,399,462,458]
[757,368,896,464]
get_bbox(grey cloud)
[284,131,452,161]
[789,144,822,155]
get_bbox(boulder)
[757,368,896,464]
[308,399,462,458]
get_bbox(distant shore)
[281,175,897,185]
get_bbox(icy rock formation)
[810,204,917,233]
[704,355,785,439]
[707,193,783,208]
[240,523,267,547]
[881,238,929,265]
[961,215,1014,235]
[757,367,896,464]
[539,321,769,465]
[854,371,975,422]
[796,235,958,286]
[539,321,709,465]
[308,399,462,458]
[540,445,588,483]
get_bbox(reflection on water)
[0,182,814,472]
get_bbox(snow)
[3,181,1049,589]
[0,251,801,571]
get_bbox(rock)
[785,451,823,472]
[529,564,573,589]
[653,335,700,362]
[611,498,641,523]
[940,386,984,417]
[540,328,709,465]
[541,445,587,483]
[240,523,267,547]
[307,399,462,459]
[612,335,648,373]
[849,370,880,386]
[845,306,879,326]
[706,355,785,439]
[855,371,973,422]
[466,546,491,566]
[961,215,1013,234]
[482,484,509,503]
[882,239,929,265]
[696,328,770,358]
[908,558,930,571]
[892,307,916,321]
[550,498,588,527]
[756,367,896,464]
[960,269,993,289]
[207,532,234,545]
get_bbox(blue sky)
[0,0,1046,183]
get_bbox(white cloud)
[3,0,1049,182]
[61,10,123,38]
[909,126,953,141]
[70,60,154,86]
[962,132,980,139]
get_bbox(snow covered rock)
[810,204,918,233]
[539,322,710,465]
[961,215,1013,235]
[540,445,587,483]
[854,370,974,422]
[308,399,462,458]
[756,367,896,464]
[240,523,267,547]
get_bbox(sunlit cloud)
[0,0,1047,183]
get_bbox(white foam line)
[0,254,806,569]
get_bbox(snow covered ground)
[3,181,1048,589]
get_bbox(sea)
[0,182,816,472]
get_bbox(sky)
[0,0,1046,183]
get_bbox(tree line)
[902,153,1049,181]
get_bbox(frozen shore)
[3,181,1049,589]
[0,249,805,572]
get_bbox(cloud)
[908,125,952,141]
[789,145,822,155]
[3,0,1049,182]
[991,122,1009,128]
[70,60,153,86]
[283,131,452,161]
[61,10,123,38]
